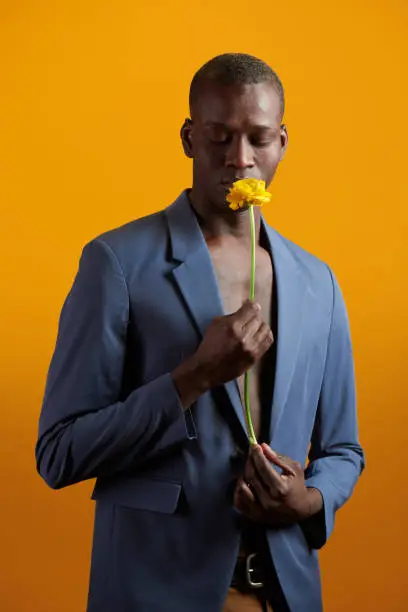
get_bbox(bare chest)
[207,239,274,440]
[208,242,273,324]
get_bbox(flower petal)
[227,178,272,210]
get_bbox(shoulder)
[97,209,167,257]
[79,208,169,279]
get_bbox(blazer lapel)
[166,192,248,438]
[261,220,308,445]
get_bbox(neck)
[187,188,262,246]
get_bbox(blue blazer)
[36,191,365,612]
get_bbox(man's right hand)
[172,300,273,409]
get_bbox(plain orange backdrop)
[1,1,407,611]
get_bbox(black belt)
[231,553,267,592]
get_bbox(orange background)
[1,1,407,610]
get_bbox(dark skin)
[172,80,322,527]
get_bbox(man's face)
[181,81,288,210]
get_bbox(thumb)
[261,444,296,477]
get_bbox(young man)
[36,53,365,611]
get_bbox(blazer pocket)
[91,477,182,514]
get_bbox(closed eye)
[249,136,274,147]
[209,135,231,145]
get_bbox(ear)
[180,118,194,158]
[279,124,288,160]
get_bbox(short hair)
[189,53,285,118]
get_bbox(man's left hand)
[233,443,323,526]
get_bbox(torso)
[207,234,274,440]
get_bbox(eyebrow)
[203,121,276,131]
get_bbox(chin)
[220,184,238,208]
[214,194,233,211]
[194,183,233,213]
[202,186,228,210]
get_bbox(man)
[36,53,365,611]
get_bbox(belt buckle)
[246,553,264,589]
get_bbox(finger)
[233,479,245,508]
[236,470,293,527]
[238,483,265,522]
[253,321,273,345]
[247,447,279,502]
[261,444,297,477]
[261,443,278,461]
[251,445,287,491]
[235,477,256,502]
[234,480,257,514]
[242,456,270,505]
[246,471,273,508]
[241,315,264,343]
[252,323,274,356]
[244,452,259,485]
[232,299,262,329]
[240,481,257,505]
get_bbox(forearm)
[36,372,197,489]
[304,486,324,518]
[300,449,364,548]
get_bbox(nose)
[225,135,255,170]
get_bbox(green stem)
[249,204,256,301]
[245,204,257,445]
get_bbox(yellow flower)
[226,178,272,210]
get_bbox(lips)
[221,181,240,189]
[221,177,258,187]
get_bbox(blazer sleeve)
[301,266,365,549]
[35,238,197,490]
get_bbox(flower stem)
[249,205,256,301]
[245,204,257,445]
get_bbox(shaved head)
[189,53,285,119]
